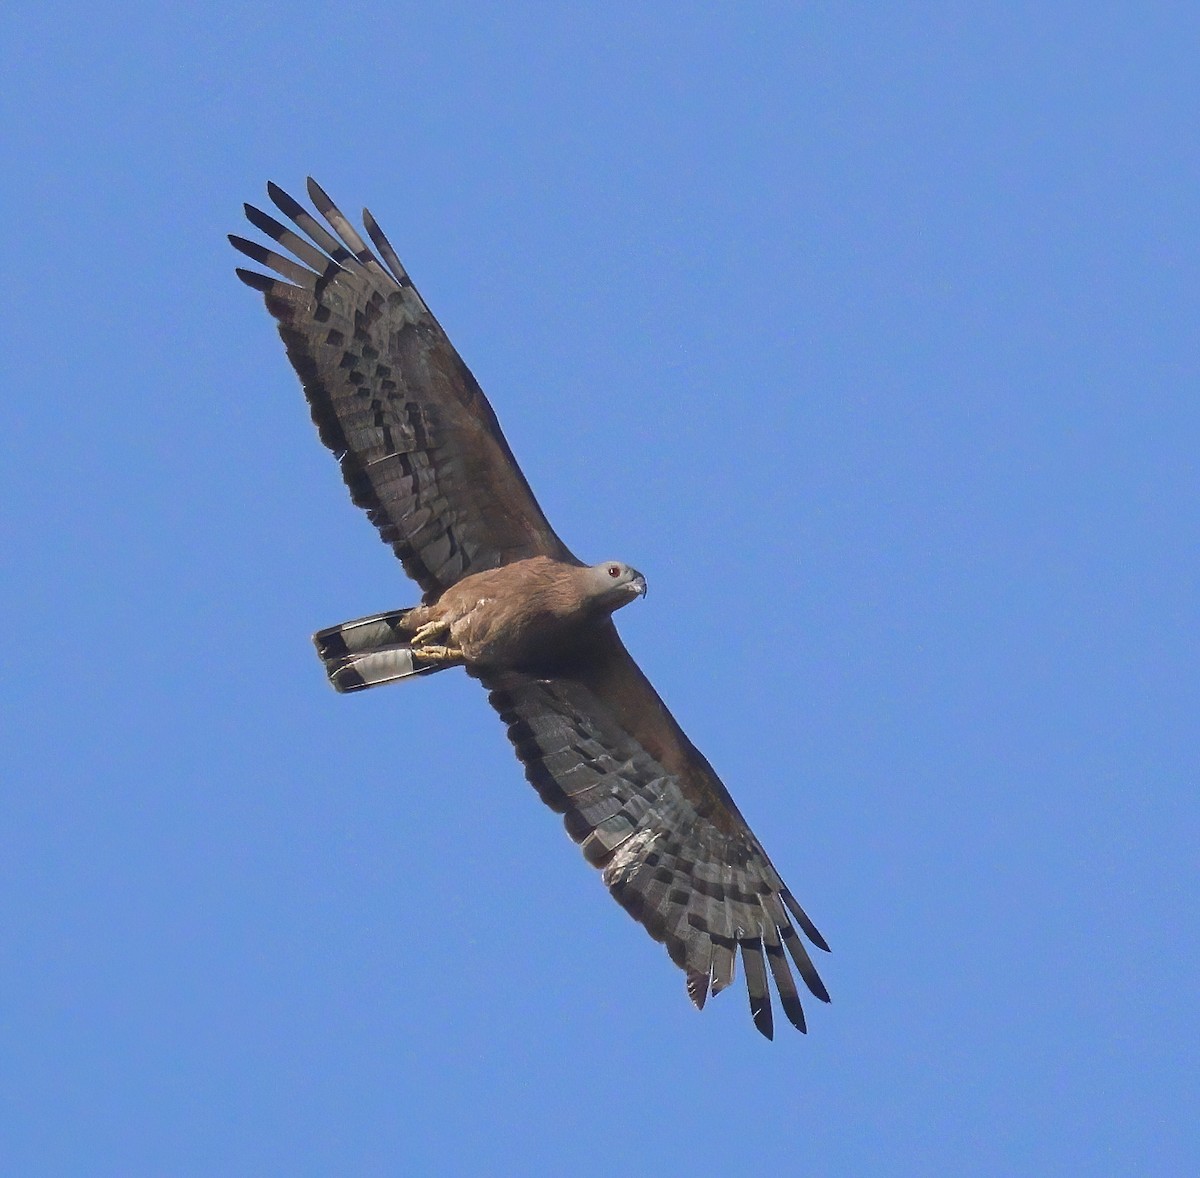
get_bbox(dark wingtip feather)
[235,267,274,291]
[306,175,333,211]
[686,971,709,1010]
[774,973,808,1033]
[741,939,774,1040]
[362,207,412,286]
[764,933,809,1033]
[780,993,808,1033]
[779,924,831,1003]
[229,235,314,286]
[305,179,374,263]
[782,889,831,953]
[229,234,271,263]
[267,179,305,220]
[244,202,287,240]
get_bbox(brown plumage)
[232,179,831,1038]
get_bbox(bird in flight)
[230,179,830,1038]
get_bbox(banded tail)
[313,608,448,693]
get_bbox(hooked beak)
[630,573,648,599]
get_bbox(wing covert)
[232,178,575,599]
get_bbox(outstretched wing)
[480,627,830,1039]
[231,178,575,599]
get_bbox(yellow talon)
[411,619,449,646]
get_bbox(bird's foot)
[411,619,450,646]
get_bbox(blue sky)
[4,3,1197,1174]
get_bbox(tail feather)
[314,608,414,659]
[313,609,449,693]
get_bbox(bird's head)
[586,560,648,614]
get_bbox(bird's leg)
[411,643,464,665]
[411,618,451,647]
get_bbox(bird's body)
[410,555,646,668]
[317,556,646,684]
[231,179,831,1038]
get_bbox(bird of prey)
[230,179,830,1038]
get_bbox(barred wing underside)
[231,178,574,599]
[482,660,831,1039]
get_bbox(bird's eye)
[608,565,621,578]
